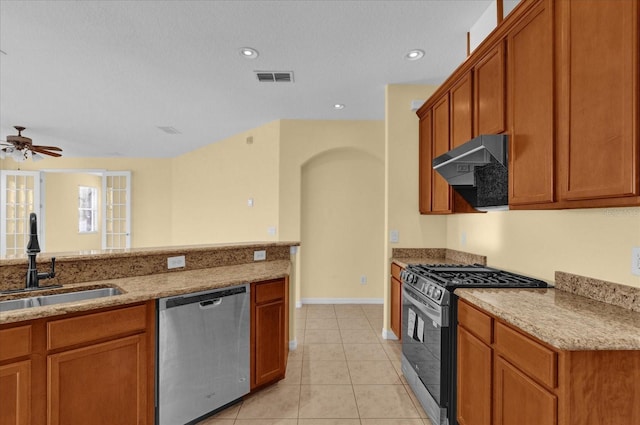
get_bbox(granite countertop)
[456,287,640,351]
[0,260,290,325]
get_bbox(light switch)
[390,230,399,243]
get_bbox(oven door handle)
[402,285,448,327]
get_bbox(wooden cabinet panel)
[450,72,473,148]
[508,0,555,205]
[255,279,285,304]
[253,300,285,388]
[494,355,557,425]
[474,42,506,135]
[418,109,433,213]
[432,94,452,213]
[458,300,492,345]
[557,0,638,201]
[47,334,148,425]
[390,262,402,281]
[251,278,287,390]
[0,360,31,425]
[495,321,557,389]
[0,325,31,362]
[457,326,491,425]
[47,304,147,350]
[390,276,402,340]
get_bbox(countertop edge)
[0,260,291,325]
[456,288,640,351]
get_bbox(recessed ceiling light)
[239,47,259,59]
[333,104,345,110]
[405,49,425,61]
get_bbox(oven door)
[401,284,450,409]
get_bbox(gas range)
[400,264,547,306]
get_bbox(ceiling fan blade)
[31,147,62,157]
[32,144,62,151]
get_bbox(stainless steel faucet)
[25,212,56,289]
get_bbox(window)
[78,186,98,233]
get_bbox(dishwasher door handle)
[199,298,222,308]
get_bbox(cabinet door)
[0,360,31,425]
[432,94,452,213]
[47,335,148,425]
[494,355,557,425]
[508,0,555,205]
[474,42,506,135]
[450,72,473,148]
[557,0,638,201]
[253,300,285,388]
[419,110,433,213]
[390,276,402,340]
[457,327,491,425]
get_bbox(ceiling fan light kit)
[0,126,63,162]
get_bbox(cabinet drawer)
[255,279,285,304]
[458,300,492,345]
[0,325,32,362]
[391,263,403,281]
[47,304,147,351]
[494,321,557,388]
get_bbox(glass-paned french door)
[0,170,42,257]
[102,171,131,250]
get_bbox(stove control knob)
[426,286,433,296]
[433,289,442,299]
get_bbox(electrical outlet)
[390,230,399,243]
[167,255,186,269]
[267,226,277,236]
[461,232,467,246]
[632,247,640,276]
[254,250,266,261]
[360,275,367,285]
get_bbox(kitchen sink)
[37,287,121,306]
[0,287,122,312]
[0,297,39,313]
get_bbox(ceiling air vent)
[157,126,181,134]
[255,71,294,83]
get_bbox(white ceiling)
[0,0,492,158]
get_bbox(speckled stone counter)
[392,248,487,268]
[0,259,291,325]
[455,287,640,351]
[0,241,297,292]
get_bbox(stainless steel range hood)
[432,134,508,211]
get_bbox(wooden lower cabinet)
[0,301,155,425]
[251,278,288,390]
[0,360,31,425]
[494,355,557,425]
[390,263,403,340]
[457,299,640,425]
[47,335,148,425]
[457,326,492,425]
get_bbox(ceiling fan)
[1,126,63,162]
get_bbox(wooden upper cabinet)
[450,72,473,148]
[418,110,433,214]
[474,42,506,135]
[508,0,555,206]
[432,94,452,213]
[556,0,638,201]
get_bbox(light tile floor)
[197,304,433,425]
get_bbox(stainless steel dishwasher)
[157,284,250,425]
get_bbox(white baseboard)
[381,328,399,340]
[289,339,298,351]
[299,298,384,305]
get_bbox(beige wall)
[447,208,640,288]
[170,121,281,245]
[1,157,174,250]
[279,120,386,303]
[44,172,102,252]
[301,148,384,300]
